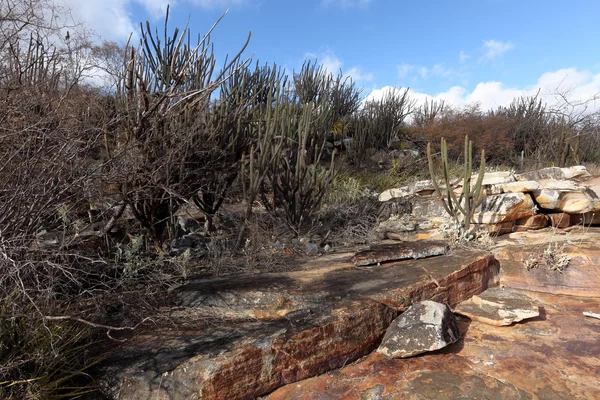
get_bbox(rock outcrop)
[377,165,600,239]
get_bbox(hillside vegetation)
[1,1,599,397]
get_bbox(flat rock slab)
[454,287,539,326]
[267,291,600,400]
[96,251,500,399]
[351,241,448,266]
[493,228,600,297]
[173,251,499,316]
[97,299,396,400]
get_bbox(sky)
[61,0,600,113]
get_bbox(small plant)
[115,235,147,277]
[524,243,571,273]
[324,173,365,206]
[427,135,486,239]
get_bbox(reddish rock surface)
[351,241,447,266]
[96,250,499,399]
[512,214,548,231]
[267,290,600,400]
[548,212,571,228]
[493,229,600,297]
[100,299,396,400]
[454,287,539,326]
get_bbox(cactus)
[427,136,486,236]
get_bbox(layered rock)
[96,249,500,399]
[471,192,536,224]
[377,165,600,238]
[267,289,600,400]
[454,287,540,326]
[351,241,447,266]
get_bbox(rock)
[378,197,412,220]
[532,187,595,213]
[473,170,516,186]
[100,300,396,400]
[516,166,590,182]
[538,178,581,191]
[379,180,437,201]
[483,180,540,196]
[375,215,417,239]
[411,196,449,219]
[493,231,600,298]
[582,176,600,210]
[377,301,459,358]
[471,192,536,224]
[386,229,446,242]
[472,221,515,236]
[305,242,320,256]
[548,213,571,228]
[561,165,592,180]
[267,290,600,400]
[570,211,600,226]
[351,241,448,267]
[454,287,540,326]
[512,214,548,232]
[516,166,566,181]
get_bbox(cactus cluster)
[427,135,486,235]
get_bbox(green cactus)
[427,136,486,236]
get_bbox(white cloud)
[346,66,375,82]
[459,51,470,63]
[397,63,414,79]
[305,52,374,82]
[59,0,246,43]
[481,40,514,62]
[397,63,454,80]
[364,68,600,116]
[320,53,343,75]
[62,0,137,42]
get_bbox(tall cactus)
[427,136,486,236]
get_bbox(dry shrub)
[318,197,380,247]
[413,105,514,165]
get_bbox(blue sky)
[65,0,600,111]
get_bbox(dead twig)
[583,311,600,320]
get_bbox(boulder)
[378,180,438,201]
[570,211,600,226]
[453,287,540,326]
[411,196,449,219]
[561,165,592,180]
[512,214,549,232]
[454,172,516,196]
[532,188,595,214]
[351,241,448,267]
[378,197,412,220]
[515,165,590,182]
[375,215,417,239]
[471,192,536,224]
[548,213,571,228]
[377,300,459,358]
[582,176,600,210]
[483,180,540,196]
[472,221,516,236]
[472,171,515,186]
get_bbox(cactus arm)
[427,141,454,217]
